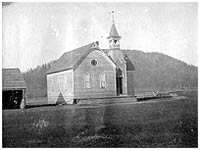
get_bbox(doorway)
[116,77,123,95]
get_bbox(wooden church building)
[46,20,135,104]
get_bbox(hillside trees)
[22,61,54,97]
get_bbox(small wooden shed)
[2,68,26,109]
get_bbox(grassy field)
[2,90,198,148]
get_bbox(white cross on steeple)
[111,11,115,24]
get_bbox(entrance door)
[116,77,123,95]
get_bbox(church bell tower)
[107,11,128,95]
[107,22,121,49]
[107,11,121,50]
[107,11,126,64]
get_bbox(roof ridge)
[2,68,26,89]
[2,68,20,70]
[46,41,99,74]
[62,41,97,54]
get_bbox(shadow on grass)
[26,104,57,109]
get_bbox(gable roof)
[124,55,135,71]
[46,41,118,74]
[102,49,135,71]
[2,68,26,90]
[107,23,121,39]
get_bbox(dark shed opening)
[3,90,23,109]
[2,68,26,109]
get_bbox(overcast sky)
[3,2,198,72]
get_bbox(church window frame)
[52,78,55,91]
[100,73,106,89]
[58,78,61,91]
[91,59,98,67]
[64,76,68,91]
[84,73,91,89]
[60,75,64,91]
[49,78,53,92]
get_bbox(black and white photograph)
[2,2,198,148]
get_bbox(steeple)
[107,23,121,39]
[107,11,121,49]
[107,11,128,96]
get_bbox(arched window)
[100,73,106,89]
[84,73,91,89]
[52,78,55,91]
[64,76,68,91]
[48,78,53,92]
[58,78,60,91]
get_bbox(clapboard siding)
[74,50,116,99]
[47,69,74,104]
[2,68,26,89]
[127,71,134,95]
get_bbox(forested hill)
[22,50,198,97]
[123,50,197,91]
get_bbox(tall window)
[84,73,91,89]
[100,73,106,89]
[64,76,68,91]
[52,78,55,91]
[60,76,64,90]
[58,78,60,91]
[48,78,53,91]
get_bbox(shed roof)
[2,68,26,90]
[46,41,119,74]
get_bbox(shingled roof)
[46,41,117,74]
[107,23,121,39]
[46,41,135,75]
[2,68,26,90]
